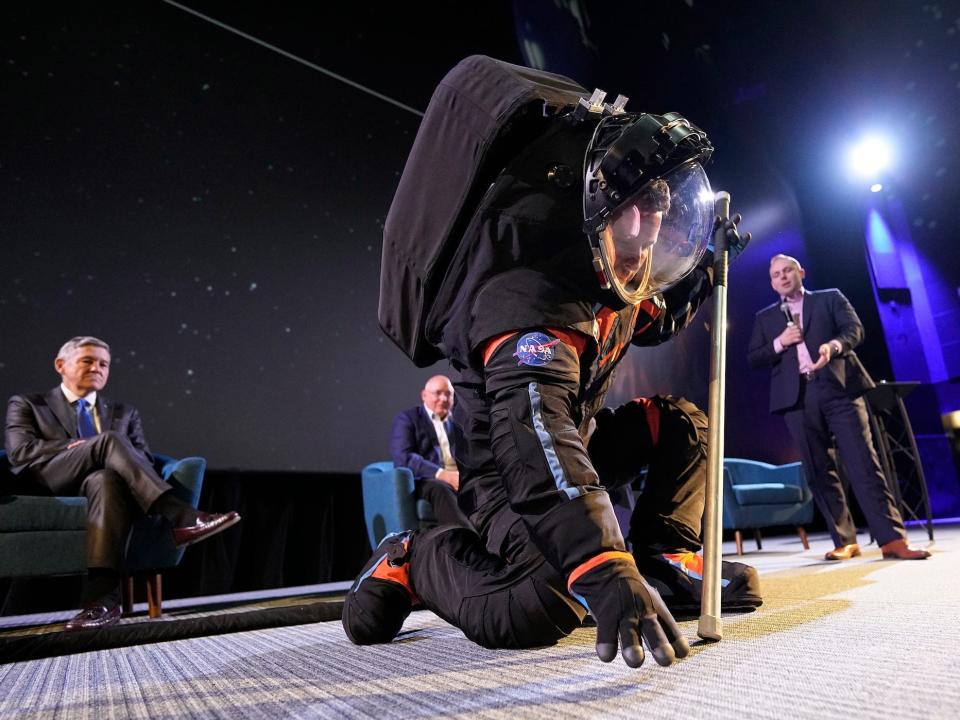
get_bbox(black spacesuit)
[344,56,759,668]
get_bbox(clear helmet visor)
[598,161,714,303]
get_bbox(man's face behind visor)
[596,161,713,303]
[601,179,669,292]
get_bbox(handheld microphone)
[780,301,795,327]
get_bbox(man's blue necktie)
[76,400,97,438]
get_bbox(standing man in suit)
[747,255,929,561]
[4,336,242,630]
[389,374,471,528]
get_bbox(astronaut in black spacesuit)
[344,56,758,669]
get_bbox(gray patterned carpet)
[0,526,956,719]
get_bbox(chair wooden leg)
[145,573,163,618]
[122,575,135,615]
[753,528,763,551]
[797,526,810,550]
[735,530,744,555]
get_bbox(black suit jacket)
[4,387,152,474]
[747,288,865,413]
[389,405,461,482]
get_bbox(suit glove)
[708,212,751,261]
[569,552,690,667]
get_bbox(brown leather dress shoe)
[64,603,122,632]
[824,543,861,561]
[880,538,931,560]
[171,511,241,548]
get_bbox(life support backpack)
[379,55,588,367]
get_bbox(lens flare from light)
[847,135,893,180]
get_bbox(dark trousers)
[589,396,708,553]
[406,365,708,649]
[783,375,905,547]
[24,431,172,569]
[414,478,472,529]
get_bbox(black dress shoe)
[64,603,122,632]
[171,511,241,548]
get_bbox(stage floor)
[1,524,955,718]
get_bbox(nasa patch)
[514,332,560,366]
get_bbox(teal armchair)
[122,453,206,617]
[0,450,205,618]
[0,451,88,581]
[360,461,436,549]
[722,458,814,555]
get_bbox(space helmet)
[578,95,716,306]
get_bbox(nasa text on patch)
[514,332,560,367]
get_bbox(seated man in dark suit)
[389,375,472,528]
[4,336,241,630]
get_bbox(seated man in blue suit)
[389,375,472,528]
[4,336,241,630]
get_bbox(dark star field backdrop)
[3,1,959,473]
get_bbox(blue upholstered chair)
[360,461,436,549]
[0,450,205,618]
[722,458,814,555]
[0,451,88,581]
[123,453,206,617]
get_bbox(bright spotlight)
[870,183,883,193]
[847,135,893,180]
